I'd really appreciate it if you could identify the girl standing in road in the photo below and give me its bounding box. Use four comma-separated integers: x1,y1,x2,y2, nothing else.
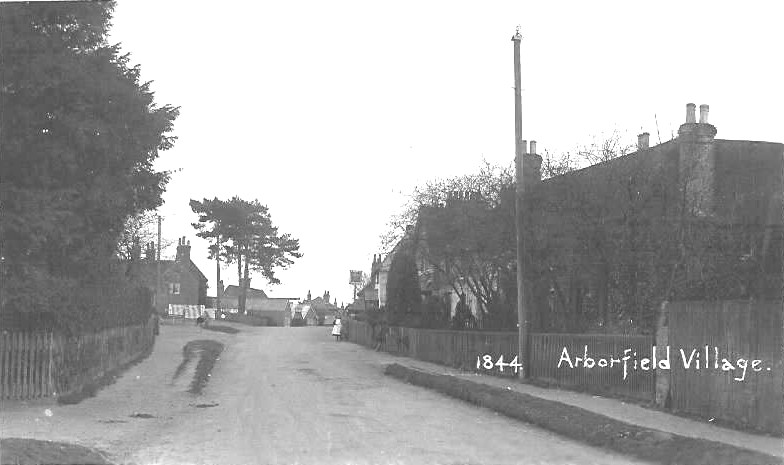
332,317,342,341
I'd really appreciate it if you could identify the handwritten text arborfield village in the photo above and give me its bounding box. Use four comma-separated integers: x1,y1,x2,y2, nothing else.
557,346,771,382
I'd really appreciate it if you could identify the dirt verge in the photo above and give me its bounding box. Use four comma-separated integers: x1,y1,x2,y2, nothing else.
202,324,240,334
385,363,782,465
0,438,112,465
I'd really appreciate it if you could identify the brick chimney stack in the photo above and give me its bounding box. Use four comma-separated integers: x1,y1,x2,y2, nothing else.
176,236,191,262
637,132,650,150
145,241,156,261
678,102,717,216
521,140,543,188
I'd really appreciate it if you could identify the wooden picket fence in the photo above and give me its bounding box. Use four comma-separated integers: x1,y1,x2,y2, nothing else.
346,300,782,431
529,332,655,401
0,316,156,400
384,326,519,376
666,300,783,435
0,332,55,399
344,319,519,377
344,319,654,394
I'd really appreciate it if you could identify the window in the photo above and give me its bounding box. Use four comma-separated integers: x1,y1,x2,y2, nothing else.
168,283,181,295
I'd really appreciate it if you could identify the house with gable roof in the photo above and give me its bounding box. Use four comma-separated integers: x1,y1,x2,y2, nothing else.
300,290,339,324
134,237,208,315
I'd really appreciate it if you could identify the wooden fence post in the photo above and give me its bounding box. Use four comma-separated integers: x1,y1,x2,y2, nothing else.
655,301,670,407
1,332,6,399
30,332,37,398
47,332,54,397
15,332,22,399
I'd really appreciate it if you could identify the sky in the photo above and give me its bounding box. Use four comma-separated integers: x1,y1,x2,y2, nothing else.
106,1,783,306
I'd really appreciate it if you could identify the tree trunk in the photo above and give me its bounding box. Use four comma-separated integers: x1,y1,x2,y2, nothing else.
237,248,244,314
236,250,242,286
241,244,250,315
216,237,221,313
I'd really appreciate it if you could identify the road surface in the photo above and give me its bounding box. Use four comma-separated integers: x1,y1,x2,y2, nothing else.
1,324,647,465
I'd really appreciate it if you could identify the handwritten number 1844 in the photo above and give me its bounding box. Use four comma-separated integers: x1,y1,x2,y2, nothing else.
476,354,522,373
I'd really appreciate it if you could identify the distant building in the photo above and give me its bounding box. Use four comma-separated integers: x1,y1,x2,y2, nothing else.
291,303,319,326
377,245,401,310
349,255,382,312
246,298,294,326
220,284,268,311
362,255,381,308
300,290,339,324
134,237,208,315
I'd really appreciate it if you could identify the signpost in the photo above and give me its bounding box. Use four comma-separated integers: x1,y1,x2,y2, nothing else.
349,270,363,302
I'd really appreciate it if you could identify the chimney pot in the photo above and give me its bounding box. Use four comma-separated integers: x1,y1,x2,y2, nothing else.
529,140,537,155
699,104,709,124
522,140,528,155
637,132,650,150
686,103,696,124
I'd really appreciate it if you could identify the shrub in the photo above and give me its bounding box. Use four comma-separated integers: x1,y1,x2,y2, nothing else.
386,249,422,325
1,265,154,334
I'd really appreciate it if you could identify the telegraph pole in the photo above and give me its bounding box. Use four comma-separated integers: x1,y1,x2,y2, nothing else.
512,27,530,380
156,215,162,314
215,235,221,317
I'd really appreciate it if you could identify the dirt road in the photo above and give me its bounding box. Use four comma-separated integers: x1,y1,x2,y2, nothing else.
1,324,647,465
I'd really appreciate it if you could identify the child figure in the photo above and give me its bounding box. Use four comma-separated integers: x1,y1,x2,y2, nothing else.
332,317,342,341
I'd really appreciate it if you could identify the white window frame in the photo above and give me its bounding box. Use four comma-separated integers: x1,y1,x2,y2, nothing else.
168,282,181,295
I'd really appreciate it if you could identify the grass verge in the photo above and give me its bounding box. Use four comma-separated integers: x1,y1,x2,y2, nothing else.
385,363,782,465
0,438,112,465
172,339,224,395
57,340,155,405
